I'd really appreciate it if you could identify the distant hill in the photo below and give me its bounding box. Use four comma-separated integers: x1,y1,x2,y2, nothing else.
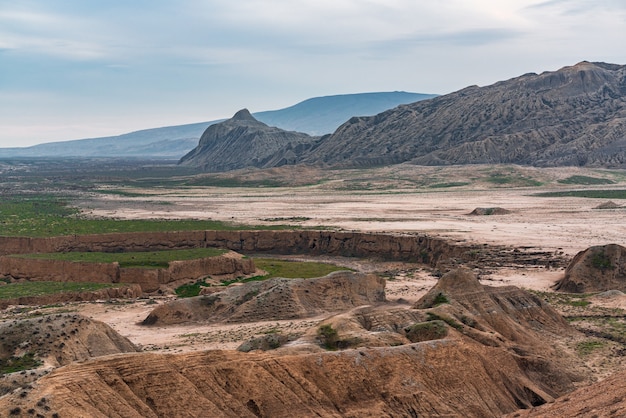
300,61,626,168
255,91,436,136
179,109,318,172
0,91,434,159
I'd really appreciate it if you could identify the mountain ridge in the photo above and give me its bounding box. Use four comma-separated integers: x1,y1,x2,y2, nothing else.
299,61,626,168
0,91,433,159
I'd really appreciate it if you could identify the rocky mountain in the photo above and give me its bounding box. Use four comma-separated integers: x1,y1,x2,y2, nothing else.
0,91,431,159
301,61,626,168
178,109,319,172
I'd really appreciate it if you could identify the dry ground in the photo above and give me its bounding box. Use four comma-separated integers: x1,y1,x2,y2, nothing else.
65,165,626,356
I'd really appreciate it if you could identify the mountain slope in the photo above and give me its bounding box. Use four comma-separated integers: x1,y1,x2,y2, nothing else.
0,91,432,159
302,61,626,168
179,109,318,172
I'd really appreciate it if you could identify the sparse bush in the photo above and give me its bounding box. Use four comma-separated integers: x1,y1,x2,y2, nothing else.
591,251,613,270
318,324,339,350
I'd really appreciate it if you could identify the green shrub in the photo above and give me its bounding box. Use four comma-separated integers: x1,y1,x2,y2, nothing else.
0,352,42,374
318,324,339,350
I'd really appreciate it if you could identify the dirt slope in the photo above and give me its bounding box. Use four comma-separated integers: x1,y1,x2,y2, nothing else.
0,337,576,418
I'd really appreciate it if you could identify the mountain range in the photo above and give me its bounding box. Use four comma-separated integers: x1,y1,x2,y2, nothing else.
0,91,434,159
181,61,626,171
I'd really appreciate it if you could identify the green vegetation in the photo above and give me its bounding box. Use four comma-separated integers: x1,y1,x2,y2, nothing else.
534,189,626,199
13,248,227,269
318,324,339,350
531,290,594,308
0,195,300,237
576,340,605,356
486,173,542,187
558,176,615,185
428,182,470,189
591,250,614,270
175,278,211,298
0,352,42,374
253,258,351,279
0,282,123,300
431,292,449,307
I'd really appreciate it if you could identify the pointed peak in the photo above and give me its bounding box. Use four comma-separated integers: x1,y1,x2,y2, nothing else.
232,108,257,121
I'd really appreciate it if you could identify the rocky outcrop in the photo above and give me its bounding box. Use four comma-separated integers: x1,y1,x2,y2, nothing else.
0,338,577,417
554,244,626,293
179,109,319,172
0,252,256,293
301,61,626,168
142,271,386,325
505,367,626,417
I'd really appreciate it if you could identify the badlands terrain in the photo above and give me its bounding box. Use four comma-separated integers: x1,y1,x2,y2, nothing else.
2,161,626,416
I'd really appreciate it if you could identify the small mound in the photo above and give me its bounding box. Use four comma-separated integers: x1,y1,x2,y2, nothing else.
554,244,626,293
594,200,622,209
468,207,511,215
142,271,386,326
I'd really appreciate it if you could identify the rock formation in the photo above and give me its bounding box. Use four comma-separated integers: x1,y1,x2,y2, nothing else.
179,109,319,172
554,243,626,293
504,367,626,417
141,271,386,325
0,269,585,417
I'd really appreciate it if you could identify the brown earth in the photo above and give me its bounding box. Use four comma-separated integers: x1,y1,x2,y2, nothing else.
0,269,585,417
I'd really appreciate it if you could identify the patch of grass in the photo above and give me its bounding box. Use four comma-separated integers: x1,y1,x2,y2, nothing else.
175,279,211,298
0,195,301,237
0,282,123,300
558,176,615,185
432,292,449,307
253,258,351,279
0,352,42,374
534,190,626,199
12,248,228,268
576,340,606,356
530,290,595,308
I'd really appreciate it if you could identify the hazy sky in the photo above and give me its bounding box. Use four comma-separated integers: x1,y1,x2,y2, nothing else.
1,0,625,148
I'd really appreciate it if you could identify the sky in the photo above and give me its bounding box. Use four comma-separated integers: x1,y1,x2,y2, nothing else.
1,0,625,148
